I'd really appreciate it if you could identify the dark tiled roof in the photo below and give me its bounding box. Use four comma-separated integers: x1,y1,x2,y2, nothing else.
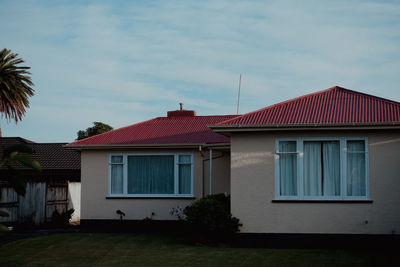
68,114,238,146
216,86,400,126
0,137,80,170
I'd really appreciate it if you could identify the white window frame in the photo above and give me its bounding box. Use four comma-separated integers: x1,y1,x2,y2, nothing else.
275,137,369,201
108,153,194,198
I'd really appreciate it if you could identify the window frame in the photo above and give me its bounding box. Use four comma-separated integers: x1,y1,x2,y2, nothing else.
275,137,369,201
108,153,194,198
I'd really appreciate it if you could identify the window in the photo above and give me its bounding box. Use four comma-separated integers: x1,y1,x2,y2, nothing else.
275,138,369,200
109,154,193,197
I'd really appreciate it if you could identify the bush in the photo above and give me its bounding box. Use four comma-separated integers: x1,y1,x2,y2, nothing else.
183,194,241,243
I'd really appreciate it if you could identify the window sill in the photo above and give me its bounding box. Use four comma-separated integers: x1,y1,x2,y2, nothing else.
272,200,373,203
106,196,196,200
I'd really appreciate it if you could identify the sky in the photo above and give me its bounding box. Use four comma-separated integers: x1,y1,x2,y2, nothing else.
1,0,399,142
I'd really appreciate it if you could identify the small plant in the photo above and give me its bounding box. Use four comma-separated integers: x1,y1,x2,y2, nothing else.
181,194,241,243
51,208,74,226
169,206,186,220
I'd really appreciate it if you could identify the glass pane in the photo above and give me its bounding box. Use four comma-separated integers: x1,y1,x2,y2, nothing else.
279,141,296,152
127,156,174,194
348,140,365,152
179,155,191,163
179,164,191,194
322,141,340,196
111,164,123,194
304,141,340,197
279,141,297,196
111,155,123,164
347,141,366,196
303,142,322,196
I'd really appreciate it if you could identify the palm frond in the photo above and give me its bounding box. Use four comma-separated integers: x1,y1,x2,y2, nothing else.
0,48,34,122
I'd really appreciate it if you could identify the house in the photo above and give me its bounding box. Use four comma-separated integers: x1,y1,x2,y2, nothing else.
66,110,238,226
0,137,81,224
210,86,400,236
67,86,400,238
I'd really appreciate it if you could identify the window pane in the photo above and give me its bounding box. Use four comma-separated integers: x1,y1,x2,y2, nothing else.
179,155,191,163
179,164,191,194
304,141,340,196
347,141,366,196
111,164,123,194
111,155,123,164
322,141,340,196
304,142,322,196
127,156,174,194
279,141,297,196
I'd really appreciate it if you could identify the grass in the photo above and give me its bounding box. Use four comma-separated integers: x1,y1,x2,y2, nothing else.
0,232,394,266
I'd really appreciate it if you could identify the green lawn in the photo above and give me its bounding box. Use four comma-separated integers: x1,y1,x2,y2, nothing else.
0,233,393,266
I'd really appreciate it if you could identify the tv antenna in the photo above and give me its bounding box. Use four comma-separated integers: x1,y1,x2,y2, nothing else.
236,74,242,115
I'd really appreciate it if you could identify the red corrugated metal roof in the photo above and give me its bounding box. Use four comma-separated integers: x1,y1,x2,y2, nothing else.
68,114,238,146
216,86,400,126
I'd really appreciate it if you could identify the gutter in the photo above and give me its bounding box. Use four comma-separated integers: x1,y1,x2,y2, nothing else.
210,123,400,134
64,143,230,150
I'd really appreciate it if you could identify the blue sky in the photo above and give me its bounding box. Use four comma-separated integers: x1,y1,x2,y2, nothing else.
1,0,399,142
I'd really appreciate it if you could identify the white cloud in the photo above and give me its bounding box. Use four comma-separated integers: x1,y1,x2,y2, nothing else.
1,0,399,142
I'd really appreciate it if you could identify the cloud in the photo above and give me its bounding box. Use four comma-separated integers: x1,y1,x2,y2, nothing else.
1,0,399,142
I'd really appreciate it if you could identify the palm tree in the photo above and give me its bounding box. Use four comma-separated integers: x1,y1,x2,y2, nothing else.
0,48,34,122
0,49,39,228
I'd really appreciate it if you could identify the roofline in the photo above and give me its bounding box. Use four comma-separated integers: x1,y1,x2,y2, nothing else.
211,122,400,133
215,86,400,126
65,143,231,150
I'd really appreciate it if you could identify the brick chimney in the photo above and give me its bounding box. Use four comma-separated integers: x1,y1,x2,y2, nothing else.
167,103,196,117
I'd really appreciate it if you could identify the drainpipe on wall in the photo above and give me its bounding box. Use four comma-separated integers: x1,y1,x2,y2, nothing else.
209,148,213,195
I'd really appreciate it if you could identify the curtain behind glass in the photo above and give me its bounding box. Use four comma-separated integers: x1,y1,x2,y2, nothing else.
179,155,191,194
323,141,340,196
111,164,123,194
279,141,297,196
179,165,191,194
128,156,174,194
304,142,322,196
347,141,366,196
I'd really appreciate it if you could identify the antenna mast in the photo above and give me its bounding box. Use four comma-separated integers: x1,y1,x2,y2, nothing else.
236,74,242,115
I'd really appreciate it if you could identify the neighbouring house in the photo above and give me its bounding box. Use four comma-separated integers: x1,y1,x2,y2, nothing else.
67,110,238,225
67,86,400,237
0,137,81,225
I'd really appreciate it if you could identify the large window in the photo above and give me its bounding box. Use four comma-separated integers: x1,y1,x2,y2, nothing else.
109,154,193,197
275,138,369,200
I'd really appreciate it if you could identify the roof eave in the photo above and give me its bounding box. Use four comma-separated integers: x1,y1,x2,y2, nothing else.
210,122,400,134
64,142,231,150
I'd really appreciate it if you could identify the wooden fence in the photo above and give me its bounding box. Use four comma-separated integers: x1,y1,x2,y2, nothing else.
0,182,80,225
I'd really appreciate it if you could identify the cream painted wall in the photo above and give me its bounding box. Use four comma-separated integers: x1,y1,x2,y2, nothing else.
231,131,400,234
203,150,231,195
81,148,230,221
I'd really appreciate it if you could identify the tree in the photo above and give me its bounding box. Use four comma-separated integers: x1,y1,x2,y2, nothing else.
0,48,34,122
76,122,113,140
0,49,39,231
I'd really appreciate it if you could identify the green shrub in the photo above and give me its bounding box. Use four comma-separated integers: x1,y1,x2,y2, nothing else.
183,194,241,243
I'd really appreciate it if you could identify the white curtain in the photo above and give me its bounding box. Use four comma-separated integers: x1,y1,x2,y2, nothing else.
127,156,175,194
111,156,123,194
279,141,297,196
303,142,322,196
323,141,340,196
304,141,340,197
179,155,192,194
347,141,366,196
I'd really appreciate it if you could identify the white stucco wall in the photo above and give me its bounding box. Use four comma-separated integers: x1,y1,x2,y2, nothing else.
230,130,400,234
80,148,230,221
